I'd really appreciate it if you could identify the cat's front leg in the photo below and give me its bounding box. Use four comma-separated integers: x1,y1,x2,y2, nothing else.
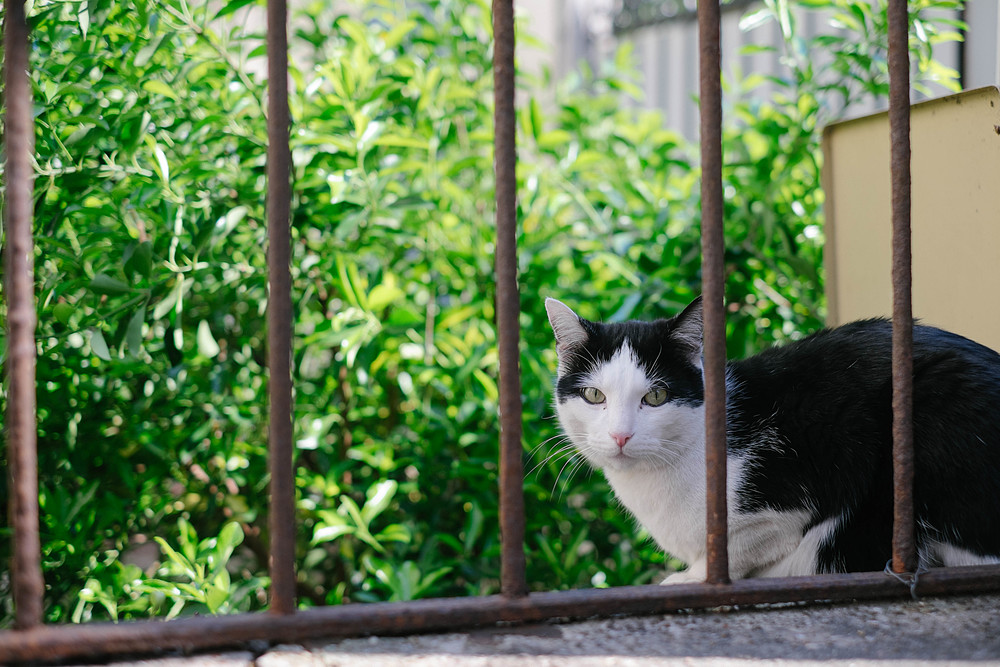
660,559,706,585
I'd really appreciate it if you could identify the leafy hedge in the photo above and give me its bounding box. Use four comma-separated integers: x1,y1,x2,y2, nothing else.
0,0,961,625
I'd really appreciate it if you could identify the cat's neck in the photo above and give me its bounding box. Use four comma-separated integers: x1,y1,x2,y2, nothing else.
602,438,708,565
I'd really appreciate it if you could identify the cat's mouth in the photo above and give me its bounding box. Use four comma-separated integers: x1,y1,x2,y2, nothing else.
604,448,640,468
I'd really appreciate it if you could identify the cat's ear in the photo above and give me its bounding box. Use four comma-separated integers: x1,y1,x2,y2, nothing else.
545,298,588,355
671,296,703,368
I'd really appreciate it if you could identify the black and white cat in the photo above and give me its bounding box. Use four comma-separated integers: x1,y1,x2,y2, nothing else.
545,296,1000,583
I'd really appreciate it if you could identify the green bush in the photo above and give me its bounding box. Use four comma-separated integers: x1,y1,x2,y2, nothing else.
0,0,961,625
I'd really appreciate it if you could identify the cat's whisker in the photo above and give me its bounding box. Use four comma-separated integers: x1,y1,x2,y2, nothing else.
526,433,572,461
526,440,577,478
552,452,586,497
557,456,596,500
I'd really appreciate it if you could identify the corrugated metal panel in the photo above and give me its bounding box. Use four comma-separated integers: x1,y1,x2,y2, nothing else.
606,0,972,141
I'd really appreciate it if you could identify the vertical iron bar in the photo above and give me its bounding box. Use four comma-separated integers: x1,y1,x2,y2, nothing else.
3,0,45,630
887,0,917,575
266,0,296,614
492,0,528,598
697,0,730,585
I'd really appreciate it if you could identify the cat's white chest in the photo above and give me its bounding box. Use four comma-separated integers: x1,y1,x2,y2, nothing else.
602,452,710,567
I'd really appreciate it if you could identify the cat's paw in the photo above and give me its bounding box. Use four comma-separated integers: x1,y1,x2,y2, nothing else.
660,569,704,585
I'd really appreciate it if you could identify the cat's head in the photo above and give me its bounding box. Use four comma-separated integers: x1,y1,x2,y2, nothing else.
544,297,706,471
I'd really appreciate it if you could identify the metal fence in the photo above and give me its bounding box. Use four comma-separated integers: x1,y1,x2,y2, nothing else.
3,0,1000,663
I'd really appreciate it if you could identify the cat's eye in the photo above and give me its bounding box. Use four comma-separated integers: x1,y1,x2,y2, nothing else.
643,388,668,407
580,387,606,404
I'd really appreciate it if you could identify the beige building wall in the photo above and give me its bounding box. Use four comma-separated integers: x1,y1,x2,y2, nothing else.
822,86,1000,350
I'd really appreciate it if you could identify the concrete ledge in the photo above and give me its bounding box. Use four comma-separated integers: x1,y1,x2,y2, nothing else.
80,594,1000,666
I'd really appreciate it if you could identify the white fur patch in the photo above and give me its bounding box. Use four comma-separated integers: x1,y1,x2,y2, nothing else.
924,541,1000,568
603,447,710,571
755,514,839,578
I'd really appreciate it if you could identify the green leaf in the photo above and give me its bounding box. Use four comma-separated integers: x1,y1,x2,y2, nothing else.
197,320,220,358
211,523,244,577
340,495,366,529
165,598,186,621
354,529,387,554
380,19,417,49
336,16,371,49
124,241,153,281
217,522,244,553
141,79,178,101
373,134,428,150
147,139,171,185
361,479,398,524
462,501,484,554
89,329,111,361
71,596,87,624
53,302,75,324
213,206,248,246
413,565,452,598
154,536,197,581
134,31,175,68
739,7,774,32
529,97,543,141
739,44,777,57
214,0,258,20
77,1,90,38
357,119,383,154
173,582,203,599
125,308,145,356
153,277,186,320
177,518,199,563
205,577,230,614
536,129,573,150
367,281,404,313
90,273,132,294
312,524,355,545
375,523,411,544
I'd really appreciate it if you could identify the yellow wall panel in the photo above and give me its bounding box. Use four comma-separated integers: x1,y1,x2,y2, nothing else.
822,86,1000,349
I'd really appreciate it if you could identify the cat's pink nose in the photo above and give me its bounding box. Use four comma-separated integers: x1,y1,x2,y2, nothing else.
610,432,633,450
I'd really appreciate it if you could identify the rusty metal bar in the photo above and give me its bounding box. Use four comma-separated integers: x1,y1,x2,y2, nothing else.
697,0,729,585
4,565,1000,663
886,0,917,575
265,0,297,614
3,0,45,630
492,0,528,598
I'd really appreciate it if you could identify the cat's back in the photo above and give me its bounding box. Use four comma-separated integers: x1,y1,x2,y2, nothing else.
728,319,895,413
727,317,1000,481
732,317,1000,394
